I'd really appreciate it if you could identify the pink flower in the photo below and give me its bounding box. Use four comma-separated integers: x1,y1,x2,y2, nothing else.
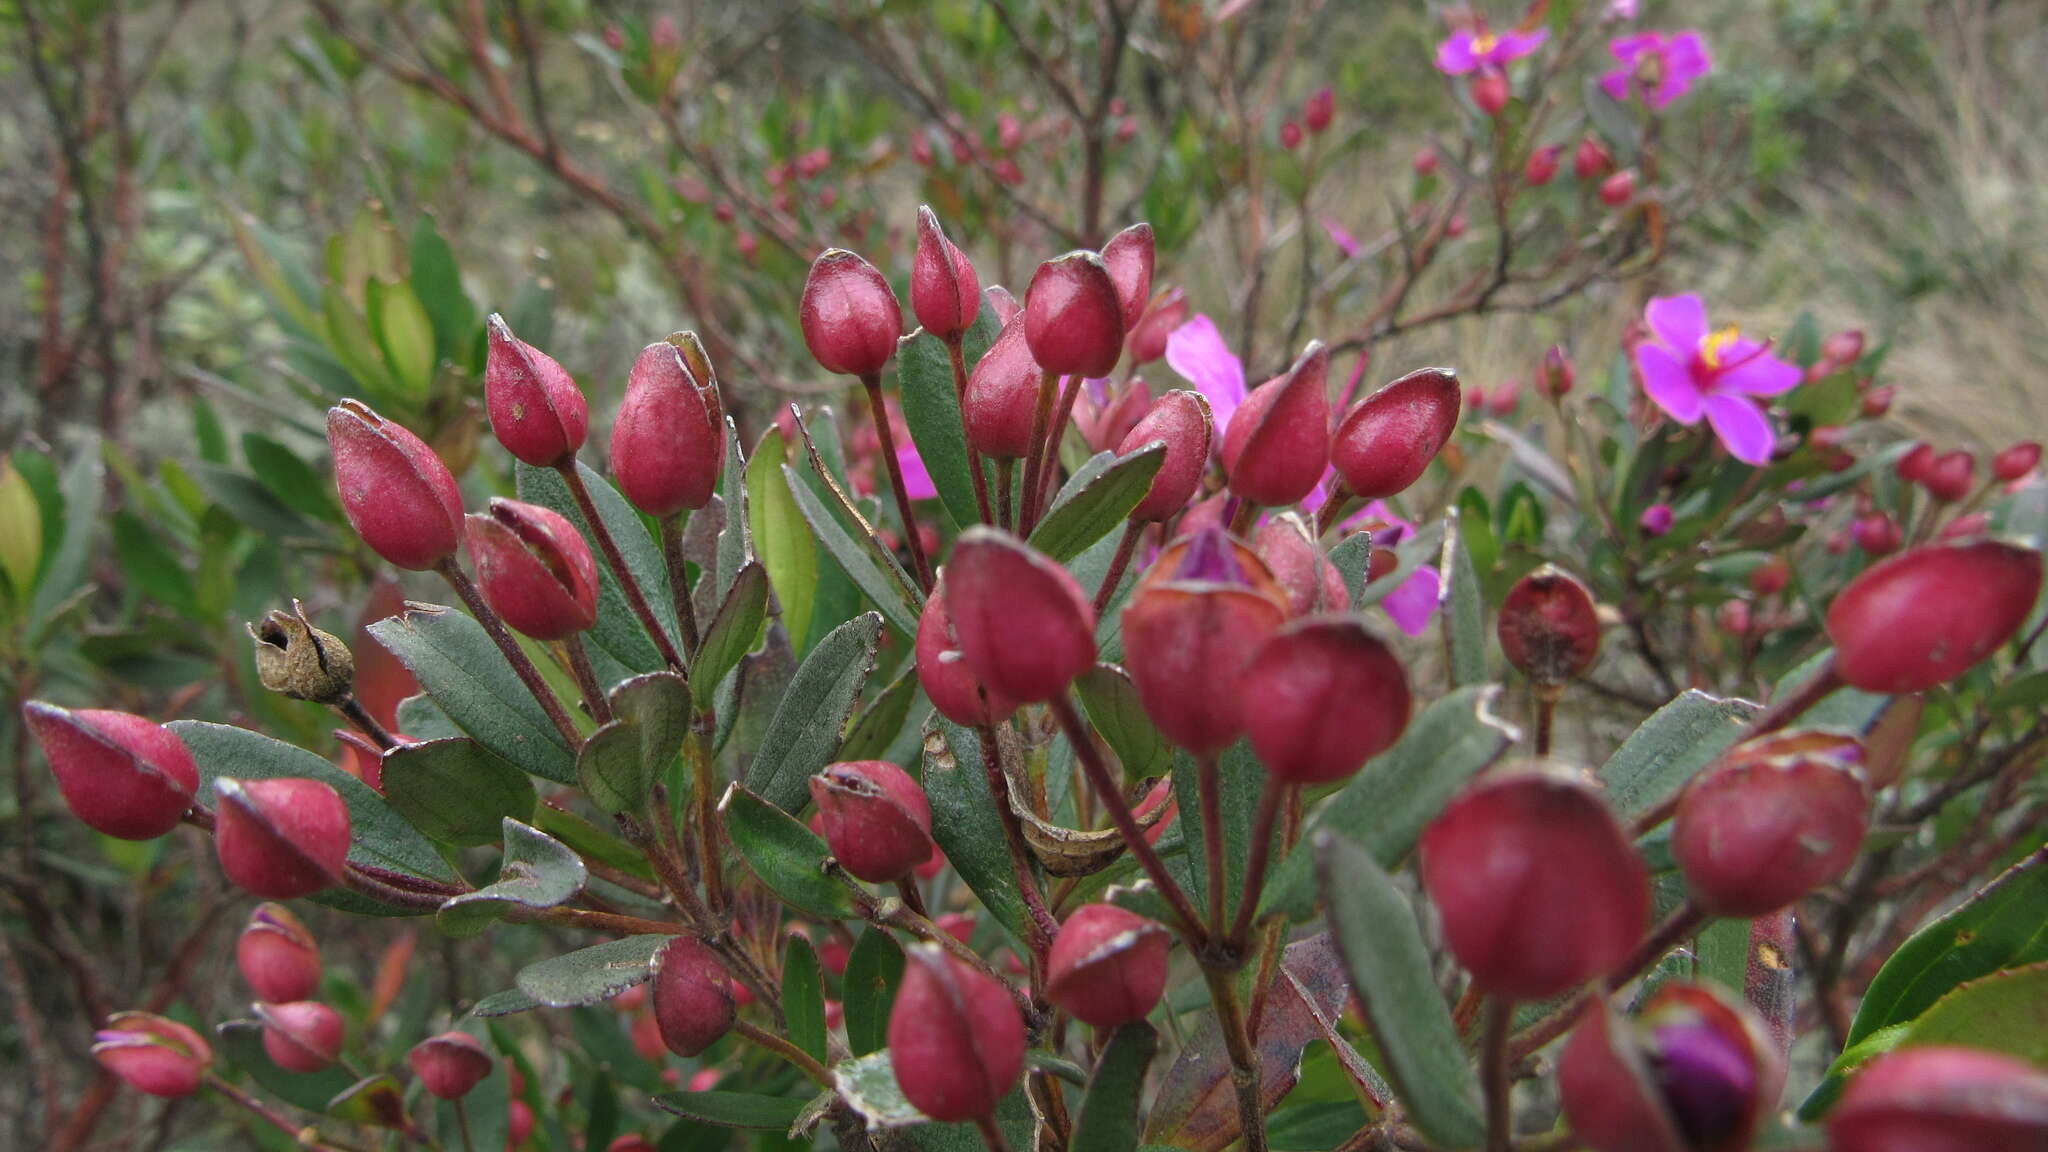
1639,503,1674,537
1435,26,1548,76
1598,31,1711,110
896,446,938,501
1322,219,1362,258
1164,314,1246,436
1633,294,1800,466
1300,489,1441,637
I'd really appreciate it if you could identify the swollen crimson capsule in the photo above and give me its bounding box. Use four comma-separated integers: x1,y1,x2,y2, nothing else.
1993,441,2041,482
1828,1046,2048,1152
944,528,1099,704
800,249,903,379
1221,342,1331,507
1078,377,1154,453
466,499,600,640
1525,144,1562,186
1921,450,1976,502
1024,252,1126,379
1673,731,1869,917
912,206,981,343
611,339,724,518
1239,616,1411,785
1100,223,1155,325
213,777,352,899
485,315,590,467
258,1000,345,1073
651,936,735,1057
1331,367,1461,500
1126,287,1189,366
238,903,321,1003
93,1013,213,1098
1538,344,1575,399
964,312,1042,460
1560,982,1784,1152
1045,904,1170,1027
1253,515,1350,615
22,703,197,840
1497,566,1603,686
1825,540,2043,693
410,1032,493,1100
1418,766,1649,999
888,945,1025,1123
809,760,935,883
1122,529,1290,754
916,578,1021,726
1118,390,1213,523
327,399,466,571
1303,86,1335,133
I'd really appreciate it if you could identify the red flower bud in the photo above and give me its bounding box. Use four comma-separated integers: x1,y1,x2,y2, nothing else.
1859,385,1894,418
1101,223,1155,326
1253,515,1348,615
1673,730,1869,917
410,1031,493,1099
214,777,351,899
809,760,935,883
1994,441,2041,482
1304,86,1335,133
1024,252,1125,379
1575,135,1613,179
1822,329,1865,367
1118,390,1213,522
986,284,1022,326
1419,766,1649,999
611,339,724,517
944,528,1099,703
964,313,1042,460
23,703,197,840
1600,169,1638,206
800,249,903,379
1078,376,1154,453
1240,616,1411,785
485,315,589,467
466,498,600,640
258,1001,345,1073
609,1138,658,1152
1331,367,1460,500
912,206,981,342
1921,449,1976,502
917,578,1021,726
327,400,465,571
508,1099,536,1146
1539,344,1575,399
1126,287,1189,365
1851,513,1901,556
1896,441,1934,483
888,944,1025,1122
93,1012,212,1098
1471,71,1509,115
1717,599,1753,636
1940,511,1992,541
1828,1046,2048,1152
1045,904,1169,1027
1123,529,1290,754
1279,119,1304,148
1560,982,1783,1152
1826,540,2043,693
652,936,735,1057
1497,565,1602,686
1750,556,1791,597
1414,147,1441,176
238,902,321,1003
1222,342,1331,507
1525,144,1562,186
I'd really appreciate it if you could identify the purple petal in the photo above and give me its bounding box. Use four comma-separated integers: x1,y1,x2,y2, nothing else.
1165,313,1245,434
897,446,938,501
1322,218,1362,257
1639,503,1675,536
1702,394,1776,465
1598,68,1634,102
1666,31,1712,83
1357,500,1417,544
1608,0,1640,17
1637,342,1705,424
1383,566,1441,637
1607,32,1660,66
1645,294,1709,351
1716,348,1802,398
1492,29,1549,64
1435,32,1480,75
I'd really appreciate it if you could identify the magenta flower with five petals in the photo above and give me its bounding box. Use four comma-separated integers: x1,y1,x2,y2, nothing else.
1435,26,1549,76
1164,314,1245,435
1598,30,1711,110
1633,294,1800,466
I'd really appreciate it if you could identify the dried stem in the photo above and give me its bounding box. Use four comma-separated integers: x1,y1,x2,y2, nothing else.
557,464,686,671
335,696,396,750
1201,964,1268,1152
436,559,585,748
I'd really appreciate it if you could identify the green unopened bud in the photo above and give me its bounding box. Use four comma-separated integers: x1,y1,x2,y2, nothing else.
248,601,355,705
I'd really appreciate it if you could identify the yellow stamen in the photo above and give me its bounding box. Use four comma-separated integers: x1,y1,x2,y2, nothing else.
1473,32,1499,55
1699,325,1742,369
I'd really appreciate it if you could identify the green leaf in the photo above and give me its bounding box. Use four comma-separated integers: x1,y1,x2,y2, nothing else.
717,420,751,599
368,604,577,783
745,611,882,813
747,430,820,653
1329,534,1374,607
1598,690,1759,820
1166,740,1266,923
1318,834,1485,1149
516,461,678,678
1439,508,1486,685
842,928,905,1057
169,720,457,884
409,214,475,363
327,1074,410,1129
536,803,655,881
783,935,829,1064
367,278,437,398
691,563,768,711
30,434,101,630
241,433,339,521
832,1049,931,1129
651,1090,809,1131
0,459,40,605
896,309,998,532
839,666,920,764
381,738,538,847
1262,686,1515,918
515,935,674,1007
721,785,858,918
1071,1023,1158,1152
471,989,542,1018
579,671,691,815
439,819,589,935
1029,444,1165,563
1077,665,1170,784
215,1020,357,1113
782,462,922,636
112,512,196,615
1896,961,2048,1063
923,719,1028,945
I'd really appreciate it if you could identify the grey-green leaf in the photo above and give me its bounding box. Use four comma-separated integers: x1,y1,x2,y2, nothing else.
842,928,905,1057
652,1090,810,1131
516,461,679,678
1439,509,1486,685
720,785,858,919
515,935,674,1007
439,819,589,936
1071,1023,1158,1152
367,604,577,783
578,671,690,814
781,462,922,635
1029,443,1166,563
745,611,881,813
1598,689,1759,820
690,562,768,710
923,719,1028,946
381,738,537,847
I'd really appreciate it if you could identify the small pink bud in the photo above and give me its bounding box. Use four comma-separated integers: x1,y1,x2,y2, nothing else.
93,1013,212,1097
1331,367,1460,501
1822,329,1865,366
945,528,1099,704
1993,441,2041,482
1750,555,1790,597
1414,147,1441,176
1488,374,1522,416
996,114,1023,151
649,14,679,49
1045,904,1170,1027
1471,71,1509,115
1279,119,1304,148
1859,385,1895,419
509,1099,536,1146
1239,617,1411,785
1446,212,1469,238
1078,376,1155,453
652,937,735,1057
1253,516,1348,615
1100,223,1155,325
993,157,1025,185
1221,341,1331,507
466,499,600,641
1828,1046,2048,1152
1852,513,1900,556
1419,766,1649,999
601,23,623,50
214,777,351,899
609,1138,657,1152
1560,982,1783,1152
1939,512,1992,541
1896,441,1934,483
1921,449,1976,502
1126,287,1189,365
1600,169,1638,206
1575,135,1613,179
1304,86,1335,133
800,249,903,379
1525,144,1562,186
964,313,1042,460
23,703,197,840
258,1001,345,1073
809,760,935,883
238,903,321,1003
1827,540,2042,693
1122,529,1291,755
1673,730,1867,917
888,945,1025,1122
1538,344,1575,398
1717,599,1753,636
917,579,1020,726
327,400,465,571
1024,252,1126,379
1640,503,1675,536
410,1032,493,1099
796,147,832,179
1118,390,1213,522
1497,565,1603,686
486,315,590,467
912,206,982,343
611,339,724,517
